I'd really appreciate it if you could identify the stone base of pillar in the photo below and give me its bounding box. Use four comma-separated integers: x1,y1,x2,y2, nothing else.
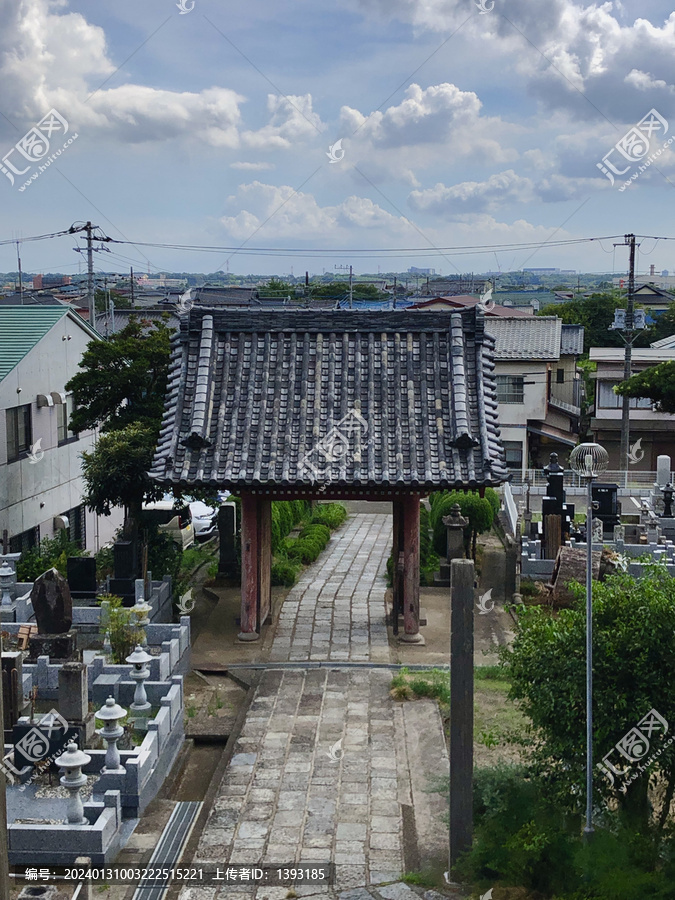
237,631,260,642
399,632,425,645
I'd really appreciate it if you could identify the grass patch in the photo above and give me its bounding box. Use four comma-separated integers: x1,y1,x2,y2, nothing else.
400,872,437,887
390,667,450,705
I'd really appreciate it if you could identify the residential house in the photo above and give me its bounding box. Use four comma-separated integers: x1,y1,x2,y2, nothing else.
0,306,124,554
485,317,584,476
589,340,675,468
409,296,532,316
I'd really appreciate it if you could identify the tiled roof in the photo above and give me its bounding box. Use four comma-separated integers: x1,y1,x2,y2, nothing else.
149,307,507,492
0,306,70,381
486,316,562,360
560,324,584,355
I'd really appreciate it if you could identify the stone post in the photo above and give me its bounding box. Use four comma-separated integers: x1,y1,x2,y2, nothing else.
449,558,474,871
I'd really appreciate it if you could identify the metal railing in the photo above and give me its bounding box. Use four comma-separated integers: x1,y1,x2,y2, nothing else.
507,469,671,490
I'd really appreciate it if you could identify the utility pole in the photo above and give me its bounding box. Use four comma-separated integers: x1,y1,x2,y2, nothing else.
16,242,23,304
130,267,135,306
619,234,636,471
85,221,95,323
349,264,353,309
393,275,397,310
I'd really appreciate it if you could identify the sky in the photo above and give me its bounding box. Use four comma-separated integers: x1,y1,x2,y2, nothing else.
1,0,675,279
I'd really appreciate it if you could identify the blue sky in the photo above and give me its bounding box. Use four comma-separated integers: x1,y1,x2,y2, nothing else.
1,0,675,278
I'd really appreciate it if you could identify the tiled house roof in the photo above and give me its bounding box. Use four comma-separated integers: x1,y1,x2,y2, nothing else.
486,316,562,360
560,324,584,355
149,308,507,492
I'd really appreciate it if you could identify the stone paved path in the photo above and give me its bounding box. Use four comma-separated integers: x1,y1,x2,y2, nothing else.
271,514,392,664
186,513,451,900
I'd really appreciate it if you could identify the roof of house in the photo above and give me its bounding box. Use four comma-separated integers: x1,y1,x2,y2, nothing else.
651,333,675,349
0,306,98,381
560,324,585,355
485,316,563,360
94,307,182,334
409,296,531,316
633,283,675,301
149,307,507,492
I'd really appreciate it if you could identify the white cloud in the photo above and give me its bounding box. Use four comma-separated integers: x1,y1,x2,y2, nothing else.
230,161,276,171
0,0,323,150
409,170,535,216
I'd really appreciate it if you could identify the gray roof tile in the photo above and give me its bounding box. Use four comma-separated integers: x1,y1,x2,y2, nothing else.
149,308,507,491
486,316,562,360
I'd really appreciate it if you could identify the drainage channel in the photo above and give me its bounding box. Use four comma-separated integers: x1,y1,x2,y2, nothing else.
207,661,451,671
131,801,202,900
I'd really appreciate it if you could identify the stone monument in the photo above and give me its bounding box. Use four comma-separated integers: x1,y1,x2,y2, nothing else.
435,503,469,587
28,568,76,660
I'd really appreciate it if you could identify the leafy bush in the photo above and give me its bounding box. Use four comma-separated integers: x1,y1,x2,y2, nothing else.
429,490,494,558
99,595,143,663
299,522,331,543
453,764,675,899
16,531,84,582
310,503,347,529
271,557,302,587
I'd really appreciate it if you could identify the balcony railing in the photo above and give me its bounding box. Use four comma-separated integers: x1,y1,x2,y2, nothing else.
548,379,582,415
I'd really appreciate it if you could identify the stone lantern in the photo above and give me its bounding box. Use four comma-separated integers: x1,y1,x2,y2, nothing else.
54,741,91,825
0,561,14,608
131,595,152,647
96,695,127,772
126,645,152,713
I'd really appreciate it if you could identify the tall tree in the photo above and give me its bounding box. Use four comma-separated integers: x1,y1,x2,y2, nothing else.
66,317,174,536
66,317,173,434
616,361,675,414
538,293,651,353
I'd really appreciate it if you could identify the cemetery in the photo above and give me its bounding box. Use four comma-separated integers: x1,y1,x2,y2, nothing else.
518,452,675,595
0,539,189,866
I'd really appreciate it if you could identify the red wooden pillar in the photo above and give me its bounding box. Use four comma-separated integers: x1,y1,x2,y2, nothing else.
400,493,424,643
259,497,272,626
391,500,404,634
239,492,259,641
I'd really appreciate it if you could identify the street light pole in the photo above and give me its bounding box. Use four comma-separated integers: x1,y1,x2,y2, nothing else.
569,442,609,841
584,467,594,839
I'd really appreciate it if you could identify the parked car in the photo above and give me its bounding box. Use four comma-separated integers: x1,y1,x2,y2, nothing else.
189,500,219,542
141,498,195,551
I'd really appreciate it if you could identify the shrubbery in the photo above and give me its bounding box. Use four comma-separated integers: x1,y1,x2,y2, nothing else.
270,502,346,585
429,489,496,559
16,531,84,582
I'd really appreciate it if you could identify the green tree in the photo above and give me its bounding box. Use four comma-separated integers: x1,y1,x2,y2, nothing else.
65,317,174,434
538,293,650,353
80,423,165,536
644,301,675,344
501,563,675,831
616,360,675,414
94,288,131,311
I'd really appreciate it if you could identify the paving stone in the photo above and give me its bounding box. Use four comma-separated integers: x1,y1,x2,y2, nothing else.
376,885,419,900
371,817,400,833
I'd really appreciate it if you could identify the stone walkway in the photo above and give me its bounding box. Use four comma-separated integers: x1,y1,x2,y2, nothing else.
186,513,451,900
270,514,392,664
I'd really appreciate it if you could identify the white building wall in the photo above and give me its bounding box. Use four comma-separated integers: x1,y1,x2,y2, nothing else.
0,314,124,552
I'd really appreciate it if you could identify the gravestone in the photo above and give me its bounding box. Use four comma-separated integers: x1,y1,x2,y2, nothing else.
2,651,23,734
435,503,468,587
58,661,95,741
67,556,98,601
28,568,76,660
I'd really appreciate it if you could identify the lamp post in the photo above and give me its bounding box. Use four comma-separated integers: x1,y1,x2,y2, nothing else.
569,442,609,840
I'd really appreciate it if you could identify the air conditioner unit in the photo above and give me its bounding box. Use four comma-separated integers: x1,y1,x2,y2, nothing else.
53,515,69,531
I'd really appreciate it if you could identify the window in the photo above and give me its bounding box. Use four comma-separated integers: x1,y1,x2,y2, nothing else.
59,505,86,549
496,375,524,404
9,527,39,554
556,368,565,384
502,441,523,470
597,381,652,409
57,395,77,444
6,404,32,462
